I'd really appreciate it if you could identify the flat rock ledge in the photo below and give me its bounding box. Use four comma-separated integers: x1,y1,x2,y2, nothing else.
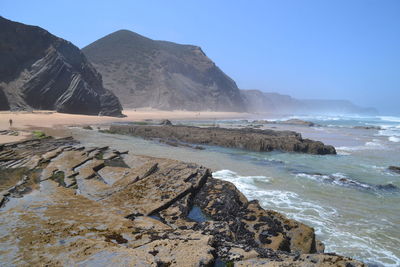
0,137,361,266
107,125,336,155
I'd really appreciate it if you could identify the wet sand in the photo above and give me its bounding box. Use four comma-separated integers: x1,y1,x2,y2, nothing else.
0,109,251,144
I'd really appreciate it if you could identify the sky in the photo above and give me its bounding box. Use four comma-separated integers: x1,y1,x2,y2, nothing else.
2,0,399,114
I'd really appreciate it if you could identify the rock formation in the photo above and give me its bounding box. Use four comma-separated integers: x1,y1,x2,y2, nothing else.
240,89,276,113
82,30,245,111
0,137,363,266
0,17,123,116
108,125,337,155
253,119,317,127
353,126,381,130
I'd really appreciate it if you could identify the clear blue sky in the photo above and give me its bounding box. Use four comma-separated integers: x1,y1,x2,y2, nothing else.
2,0,399,114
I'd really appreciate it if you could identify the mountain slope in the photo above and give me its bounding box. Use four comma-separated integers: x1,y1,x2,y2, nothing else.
241,89,378,115
82,30,245,111
240,89,276,113
0,17,123,116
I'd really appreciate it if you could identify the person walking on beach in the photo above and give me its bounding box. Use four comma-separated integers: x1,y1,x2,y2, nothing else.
9,119,12,128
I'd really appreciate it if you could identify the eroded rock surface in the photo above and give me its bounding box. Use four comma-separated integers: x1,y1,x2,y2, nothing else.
0,16,123,116
0,137,363,266
108,124,336,155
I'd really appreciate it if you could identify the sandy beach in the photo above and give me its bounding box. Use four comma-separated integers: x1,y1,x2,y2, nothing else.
0,109,251,144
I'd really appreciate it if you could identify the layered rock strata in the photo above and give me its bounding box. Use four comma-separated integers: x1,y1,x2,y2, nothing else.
0,137,362,266
108,125,337,155
0,17,123,116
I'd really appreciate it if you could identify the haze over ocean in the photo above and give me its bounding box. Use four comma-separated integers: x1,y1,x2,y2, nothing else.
2,0,399,114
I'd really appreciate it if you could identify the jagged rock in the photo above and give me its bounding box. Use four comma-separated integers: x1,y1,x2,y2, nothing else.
191,178,317,255
108,125,336,155
82,30,246,111
0,16,123,116
0,137,362,266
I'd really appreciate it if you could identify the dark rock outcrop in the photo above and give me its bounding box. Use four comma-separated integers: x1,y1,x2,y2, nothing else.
0,137,363,266
108,125,337,155
294,171,399,192
253,119,316,127
0,17,123,116
353,126,381,130
159,119,172,126
281,119,316,127
82,30,246,111
388,166,400,174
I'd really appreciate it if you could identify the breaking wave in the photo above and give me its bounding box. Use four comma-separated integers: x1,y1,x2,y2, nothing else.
212,169,400,266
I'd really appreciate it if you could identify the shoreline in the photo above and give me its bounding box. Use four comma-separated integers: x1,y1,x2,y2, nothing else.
0,109,253,144
0,136,364,266
1,113,398,264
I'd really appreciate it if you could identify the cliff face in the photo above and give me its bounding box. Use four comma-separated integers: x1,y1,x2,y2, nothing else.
82,30,245,111
0,17,123,116
240,89,276,113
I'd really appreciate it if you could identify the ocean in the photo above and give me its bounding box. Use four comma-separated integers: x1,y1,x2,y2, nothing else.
73,114,400,266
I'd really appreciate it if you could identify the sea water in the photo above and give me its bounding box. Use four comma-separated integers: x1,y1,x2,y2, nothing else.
73,114,400,266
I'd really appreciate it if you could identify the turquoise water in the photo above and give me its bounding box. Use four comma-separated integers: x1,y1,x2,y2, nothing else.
73,114,400,266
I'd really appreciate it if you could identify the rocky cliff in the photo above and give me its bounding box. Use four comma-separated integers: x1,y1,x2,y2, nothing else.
0,17,123,116
240,89,277,113
0,137,363,266
82,30,246,111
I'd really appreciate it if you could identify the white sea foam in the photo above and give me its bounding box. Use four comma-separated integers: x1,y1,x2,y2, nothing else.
213,169,337,227
378,128,400,138
336,146,361,152
379,116,400,123
212,170,271,200
295,172,374,190
336,150,351,155
336,140,386,152
389,136,400,142
212,169,400,266
365,139,386,149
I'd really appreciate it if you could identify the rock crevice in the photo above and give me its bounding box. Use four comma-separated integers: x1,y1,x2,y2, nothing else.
0,137,362,266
